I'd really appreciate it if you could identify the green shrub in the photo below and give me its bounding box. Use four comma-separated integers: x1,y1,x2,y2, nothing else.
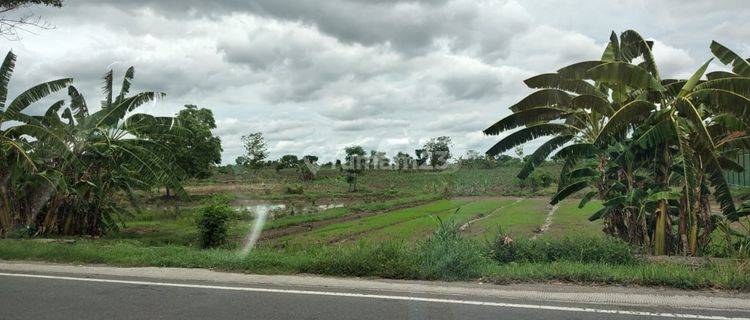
196,203,231,248
418,217,488,280
300,242,420,279
490,235,635,265
283,184,304,194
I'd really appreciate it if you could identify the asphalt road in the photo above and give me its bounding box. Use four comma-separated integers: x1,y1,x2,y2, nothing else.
1,264,749,320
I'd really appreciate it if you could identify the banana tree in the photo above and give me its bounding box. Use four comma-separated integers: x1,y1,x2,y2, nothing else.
31,68,188,235
484,31,747,255
0,51,72,235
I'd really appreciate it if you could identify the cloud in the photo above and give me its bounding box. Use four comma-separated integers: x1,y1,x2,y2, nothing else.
5,0,748,163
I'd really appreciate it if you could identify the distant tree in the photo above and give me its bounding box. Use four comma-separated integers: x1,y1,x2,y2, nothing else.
1,0,63,40
460,149,488,169
172,105,222,178
414,149,428,168
344,145,367,169
302,155,318,163
367,150,388,169
423,136,452,170
343,145,367,191
239,132,268,169
149,105,222,196
394,152,412,170
276,154,299,172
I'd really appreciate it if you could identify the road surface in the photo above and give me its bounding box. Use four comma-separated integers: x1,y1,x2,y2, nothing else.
1,261,749,320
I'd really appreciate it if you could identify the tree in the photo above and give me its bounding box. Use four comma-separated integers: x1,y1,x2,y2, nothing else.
344,145,366,166
483,30,750,256
277,154,299,171
0,55,185,236
415,148,428,168
393,151,412,170
344,145,367,191
0,50,71,235
423,136,452,170
239,132,268,170
1,0,63,40
151,105,221,185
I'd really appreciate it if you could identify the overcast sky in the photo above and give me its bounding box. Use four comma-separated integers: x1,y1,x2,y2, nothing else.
2,0,749,164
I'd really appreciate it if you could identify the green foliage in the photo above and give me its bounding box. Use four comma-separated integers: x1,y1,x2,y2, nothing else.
238,132,268,169
418,217,487,280
301,242,420,279
0,52,187,236
490,235,635,265
283,184,304,195
151,105,222,180
196,201,231,248
483,29,750,256
423,136,453,170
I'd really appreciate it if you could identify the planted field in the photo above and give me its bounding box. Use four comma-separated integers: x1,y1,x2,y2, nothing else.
543,200,604,238
357,199,516,243
463,198,550,239
272,200,468,249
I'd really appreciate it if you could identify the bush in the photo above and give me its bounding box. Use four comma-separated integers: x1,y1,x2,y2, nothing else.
196,202,232,248
300,242,420,279
490,235,635,265
283,184,304,194
418,217,488,280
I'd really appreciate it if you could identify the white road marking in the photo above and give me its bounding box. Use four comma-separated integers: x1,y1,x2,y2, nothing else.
0,272,746,320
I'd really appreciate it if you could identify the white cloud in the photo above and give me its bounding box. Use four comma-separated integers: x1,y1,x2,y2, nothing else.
4,0,748,163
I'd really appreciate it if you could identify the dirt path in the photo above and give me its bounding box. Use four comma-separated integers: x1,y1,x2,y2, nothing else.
532,204,558,239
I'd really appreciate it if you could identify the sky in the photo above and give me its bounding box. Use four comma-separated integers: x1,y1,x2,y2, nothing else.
2,0,749,164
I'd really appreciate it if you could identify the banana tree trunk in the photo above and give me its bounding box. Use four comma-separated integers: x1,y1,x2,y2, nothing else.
0,170,10,235
654,145,671,255
688,168,704,256
654,200,668,255
678,196,688,255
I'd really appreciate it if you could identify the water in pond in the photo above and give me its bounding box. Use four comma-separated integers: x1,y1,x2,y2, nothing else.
237,201,344,255
234,202,344,218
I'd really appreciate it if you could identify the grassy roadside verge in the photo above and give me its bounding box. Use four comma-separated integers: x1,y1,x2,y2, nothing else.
2,237,748,290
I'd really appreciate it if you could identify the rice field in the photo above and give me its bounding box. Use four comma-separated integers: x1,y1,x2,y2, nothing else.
115,193,600,250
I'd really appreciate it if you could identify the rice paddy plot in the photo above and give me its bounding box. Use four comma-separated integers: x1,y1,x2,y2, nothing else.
465,198,549,240
273,199,469,249
357,199,517,243
542,200,603,238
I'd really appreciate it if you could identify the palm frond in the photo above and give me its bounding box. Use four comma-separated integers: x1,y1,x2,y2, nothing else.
4,78,73,120
523,73,599,96
569,94,614,116
518,134,573,179
509,89,572,112
594,100,657,145
486,123,577,156
711,41,750,77
585,62,665,91
0,51,16,111
551,180,588,204
483,107,567,135
557,61,605,79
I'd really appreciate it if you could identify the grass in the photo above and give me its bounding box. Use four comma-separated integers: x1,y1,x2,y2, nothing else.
358,199,515,243
465,198,549,239
8,166,747,291
543,200,603,238
274,200,469,249
2,237,749,290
